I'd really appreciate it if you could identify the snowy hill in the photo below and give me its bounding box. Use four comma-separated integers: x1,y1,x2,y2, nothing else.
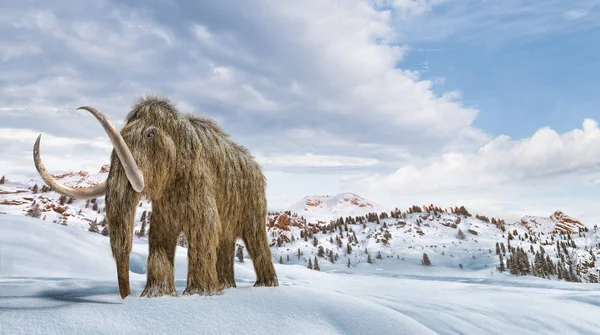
288,192,387,224
3,215,600,334
1,170,599,285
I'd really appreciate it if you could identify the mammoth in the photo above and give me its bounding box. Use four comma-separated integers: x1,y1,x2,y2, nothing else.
33,96,278,298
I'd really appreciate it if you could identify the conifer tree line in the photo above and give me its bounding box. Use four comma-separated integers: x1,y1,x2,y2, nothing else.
495,231,594,282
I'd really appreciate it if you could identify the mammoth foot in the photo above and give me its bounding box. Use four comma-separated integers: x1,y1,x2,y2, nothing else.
254,277,279,287
140,282,178,298
182,283,222,296
219,279,237,290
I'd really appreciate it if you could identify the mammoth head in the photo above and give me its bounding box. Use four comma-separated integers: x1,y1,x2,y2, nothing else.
33,104,178,200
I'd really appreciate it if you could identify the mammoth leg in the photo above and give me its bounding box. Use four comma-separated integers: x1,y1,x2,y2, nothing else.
243,211,279,287
183,202,222,296
217,237,236,290
140,207,179,298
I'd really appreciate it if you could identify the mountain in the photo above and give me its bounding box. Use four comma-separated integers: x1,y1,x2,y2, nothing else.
288,192,387,224
520,211,588,234
1,169,599,284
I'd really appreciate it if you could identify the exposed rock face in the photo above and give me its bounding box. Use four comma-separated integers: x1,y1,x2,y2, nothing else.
520,211,587,234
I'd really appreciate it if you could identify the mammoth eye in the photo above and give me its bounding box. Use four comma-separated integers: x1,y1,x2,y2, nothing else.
145,126,157,140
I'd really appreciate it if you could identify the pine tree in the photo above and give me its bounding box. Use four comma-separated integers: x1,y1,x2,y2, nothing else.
314,257,320,271
279,256,283,264
0,175,5,184
457,229,466,240
26,202,42,219
318,246,325,258
297,248,301,259
307,258,313,269
236,245,244,262
421,253,431,266
347,259,351,268
497,254,506,272
88,219,100,233
287,254,290,262
367,254,373,264
136,219,147,237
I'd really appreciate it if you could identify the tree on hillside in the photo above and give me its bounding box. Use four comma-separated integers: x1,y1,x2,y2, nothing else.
457,229,466,240
88,219,99,233
318,246,325,258
136,219,147,238
313,257,320,271
100,225,109,236
26,202,42,219
421,253,432,266
0,175,5,184
307,258,313,269
497,254,506,272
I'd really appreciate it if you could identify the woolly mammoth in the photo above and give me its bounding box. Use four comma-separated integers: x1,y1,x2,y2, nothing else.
33,96,278,298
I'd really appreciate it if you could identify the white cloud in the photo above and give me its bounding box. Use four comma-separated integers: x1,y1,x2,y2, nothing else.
1,0,599,221
353,119,600,193
346,119,600,222
388,0,600,45
564,10,588,20
256,154,379,168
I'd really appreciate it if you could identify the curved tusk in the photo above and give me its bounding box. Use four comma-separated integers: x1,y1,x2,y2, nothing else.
76,106,145,193
33,135,107,199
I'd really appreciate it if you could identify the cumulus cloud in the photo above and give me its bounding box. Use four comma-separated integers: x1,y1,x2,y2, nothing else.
352,119,600,193
347,119,600,222
1,0,598,221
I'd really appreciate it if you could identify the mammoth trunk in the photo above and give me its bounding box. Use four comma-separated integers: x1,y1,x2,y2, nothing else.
106,152,141,299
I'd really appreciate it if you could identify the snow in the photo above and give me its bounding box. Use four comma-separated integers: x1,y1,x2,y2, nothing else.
2,215,600,334
288,192,387,224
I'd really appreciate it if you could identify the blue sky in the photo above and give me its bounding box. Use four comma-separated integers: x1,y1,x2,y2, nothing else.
405,27,600,139
1,0,599,222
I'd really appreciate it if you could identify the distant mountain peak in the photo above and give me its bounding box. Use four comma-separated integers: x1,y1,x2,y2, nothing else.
288,193,387,223
520,210,586,234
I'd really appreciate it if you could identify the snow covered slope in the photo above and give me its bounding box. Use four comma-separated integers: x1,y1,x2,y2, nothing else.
2,215,600,335
1,170,599,284
288,192,387,223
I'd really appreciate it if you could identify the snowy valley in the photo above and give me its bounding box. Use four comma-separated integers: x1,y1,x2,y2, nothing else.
1,169,600,334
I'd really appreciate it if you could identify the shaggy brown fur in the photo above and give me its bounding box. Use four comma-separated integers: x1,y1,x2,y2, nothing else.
106,95,278,298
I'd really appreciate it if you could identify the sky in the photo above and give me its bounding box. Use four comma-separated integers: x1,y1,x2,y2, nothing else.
1,0,599,222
